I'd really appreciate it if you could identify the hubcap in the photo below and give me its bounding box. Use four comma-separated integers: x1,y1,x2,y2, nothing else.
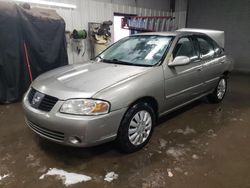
128,110,152,146
217,79,226,100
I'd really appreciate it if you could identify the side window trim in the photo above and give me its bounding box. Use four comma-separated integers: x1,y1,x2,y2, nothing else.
195,35,216,60
192,35,202,60
211,38,224,57
190,36,201,63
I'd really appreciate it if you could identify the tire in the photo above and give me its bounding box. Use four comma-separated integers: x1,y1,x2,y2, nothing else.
207,76,227,103
116,102,156,153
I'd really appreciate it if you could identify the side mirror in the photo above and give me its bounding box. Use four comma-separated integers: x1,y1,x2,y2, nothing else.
168,56,191,67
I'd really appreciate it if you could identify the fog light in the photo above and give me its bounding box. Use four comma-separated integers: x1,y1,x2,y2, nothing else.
69,136,81,144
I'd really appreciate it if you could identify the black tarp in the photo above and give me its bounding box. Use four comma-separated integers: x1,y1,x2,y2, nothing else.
0,2,68,103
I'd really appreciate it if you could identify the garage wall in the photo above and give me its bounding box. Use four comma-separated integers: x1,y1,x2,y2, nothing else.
93,0,171,11
57,0,172,33
175,0,187,31
186,0,250,72
43,0,187,63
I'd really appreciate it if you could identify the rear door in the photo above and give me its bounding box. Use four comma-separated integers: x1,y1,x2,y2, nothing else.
163,36,203,110
194,35,225,92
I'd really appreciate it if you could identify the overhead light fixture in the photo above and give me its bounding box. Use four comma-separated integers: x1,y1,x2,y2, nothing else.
13,0,77,9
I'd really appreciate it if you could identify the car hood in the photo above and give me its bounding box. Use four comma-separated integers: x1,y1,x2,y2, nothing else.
32,62,151,100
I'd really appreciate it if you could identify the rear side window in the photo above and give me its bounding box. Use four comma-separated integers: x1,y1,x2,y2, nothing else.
197,37,215,59
212,40,224,57
173,37,198,61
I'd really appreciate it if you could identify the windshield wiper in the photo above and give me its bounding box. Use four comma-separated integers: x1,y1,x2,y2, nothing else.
101,58,153,67
102,58,134,66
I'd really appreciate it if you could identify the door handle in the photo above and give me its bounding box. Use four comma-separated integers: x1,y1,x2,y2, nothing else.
197,67,202,72
193,59,201,63
220,60,225,64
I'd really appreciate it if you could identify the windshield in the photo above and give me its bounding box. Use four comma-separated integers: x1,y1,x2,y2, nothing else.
96,35,173,66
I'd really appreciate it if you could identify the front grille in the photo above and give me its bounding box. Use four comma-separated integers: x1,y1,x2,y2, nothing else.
39,95,58,112
26,119,64,142
28,88,58,112
28,88,36,103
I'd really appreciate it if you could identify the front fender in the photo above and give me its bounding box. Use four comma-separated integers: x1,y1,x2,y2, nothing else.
93,66,165,113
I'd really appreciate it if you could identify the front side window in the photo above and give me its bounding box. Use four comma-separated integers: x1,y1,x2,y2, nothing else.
172,37,198,61
97,35,173,66
197,37,215,59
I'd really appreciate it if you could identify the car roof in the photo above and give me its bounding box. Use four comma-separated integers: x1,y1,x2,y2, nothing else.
133,31,206,37
134,31,178,36
132,29,225,48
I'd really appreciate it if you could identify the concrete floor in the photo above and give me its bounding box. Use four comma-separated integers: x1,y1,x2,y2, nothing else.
0,73,250,188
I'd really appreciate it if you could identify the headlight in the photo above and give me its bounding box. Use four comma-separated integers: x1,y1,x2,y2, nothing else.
60,99,110,115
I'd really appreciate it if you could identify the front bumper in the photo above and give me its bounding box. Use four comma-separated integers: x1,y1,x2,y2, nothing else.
22,91,127,147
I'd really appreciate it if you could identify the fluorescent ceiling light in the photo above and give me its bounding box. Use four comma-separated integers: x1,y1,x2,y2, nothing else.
13,0,77,9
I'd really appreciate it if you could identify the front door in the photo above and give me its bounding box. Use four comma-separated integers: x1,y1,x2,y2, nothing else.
163,36,203,111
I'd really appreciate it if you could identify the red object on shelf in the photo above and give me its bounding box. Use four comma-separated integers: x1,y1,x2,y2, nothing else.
121,16,175,32
127,16,173,19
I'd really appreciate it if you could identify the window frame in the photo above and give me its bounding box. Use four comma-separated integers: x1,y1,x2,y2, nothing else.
172,36,199,63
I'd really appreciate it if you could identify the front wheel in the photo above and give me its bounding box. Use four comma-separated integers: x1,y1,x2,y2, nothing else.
116,102,156,153
207,77,227,103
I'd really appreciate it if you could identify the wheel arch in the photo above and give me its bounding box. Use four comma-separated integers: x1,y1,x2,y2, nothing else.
223,71,230,78
128,96,159,117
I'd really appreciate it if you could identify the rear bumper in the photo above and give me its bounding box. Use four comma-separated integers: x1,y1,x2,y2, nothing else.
22,91,127,147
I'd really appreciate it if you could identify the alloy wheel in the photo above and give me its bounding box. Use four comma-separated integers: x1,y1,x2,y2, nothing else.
128,110,152,146
217,78,226,100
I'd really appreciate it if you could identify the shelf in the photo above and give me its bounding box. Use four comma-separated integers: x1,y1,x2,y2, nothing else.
121,16,175,32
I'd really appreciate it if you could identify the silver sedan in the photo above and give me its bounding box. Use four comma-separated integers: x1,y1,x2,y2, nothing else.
23,29,232,153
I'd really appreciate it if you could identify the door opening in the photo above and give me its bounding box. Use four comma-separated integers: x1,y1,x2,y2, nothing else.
113,13,136,42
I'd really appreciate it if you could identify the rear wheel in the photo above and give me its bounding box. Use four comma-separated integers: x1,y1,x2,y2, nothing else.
207,77,227,103
116,102,156,153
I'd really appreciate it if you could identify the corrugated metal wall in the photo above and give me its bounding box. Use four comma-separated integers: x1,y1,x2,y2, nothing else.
46,0,187,63
94,0,171,11
174,0,187,30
